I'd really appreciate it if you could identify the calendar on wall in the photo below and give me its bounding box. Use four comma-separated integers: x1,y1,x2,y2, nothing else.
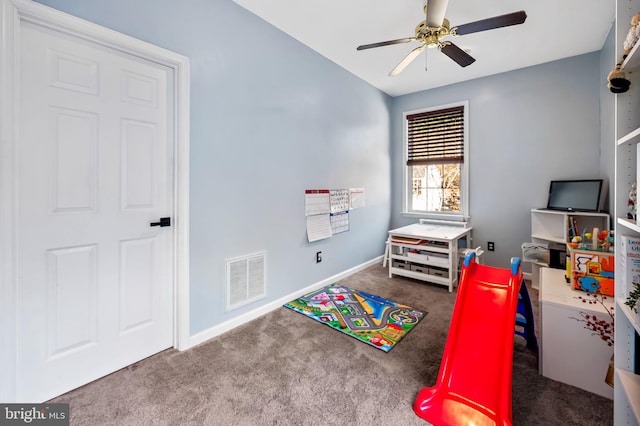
330,211,349,234
330,189,349,213
305,188,364,242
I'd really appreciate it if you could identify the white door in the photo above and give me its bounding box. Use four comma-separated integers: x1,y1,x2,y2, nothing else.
16,20,174,402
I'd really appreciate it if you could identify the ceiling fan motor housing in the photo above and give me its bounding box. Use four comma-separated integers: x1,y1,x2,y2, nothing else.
416,18,450,48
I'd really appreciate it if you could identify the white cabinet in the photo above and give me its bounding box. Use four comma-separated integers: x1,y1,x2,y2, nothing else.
387,223,472,292
529,209,610,288
539,268,614,399
614,2,640,422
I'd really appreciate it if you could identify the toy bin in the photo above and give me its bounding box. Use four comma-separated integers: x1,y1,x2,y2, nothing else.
567,246,614,296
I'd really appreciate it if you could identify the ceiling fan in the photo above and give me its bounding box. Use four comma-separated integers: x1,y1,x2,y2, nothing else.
356,0,527,76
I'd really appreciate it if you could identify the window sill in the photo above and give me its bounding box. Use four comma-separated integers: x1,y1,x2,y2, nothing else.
401,211,469,222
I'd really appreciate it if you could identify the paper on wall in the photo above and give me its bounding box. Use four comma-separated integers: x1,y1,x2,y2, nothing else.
349,188,365,209
305,189,330,216
330,189,350,213
307,214,332,242
330,211,349,234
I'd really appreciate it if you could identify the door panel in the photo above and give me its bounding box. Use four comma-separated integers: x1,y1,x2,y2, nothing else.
120,237,156,332
46,245,98,357
48,49,99,95
49,107,99,213
17,20,174,402
121,120,156,209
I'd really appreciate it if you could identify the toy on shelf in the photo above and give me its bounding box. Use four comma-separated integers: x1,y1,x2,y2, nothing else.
608,231,615,253
567,246,614,296
608,62,631,93
628,182,637,221
569,235,582,249
569,228,613,253
596,229,610,252
583,230,593,250
623,13,640,58
607,13,640,94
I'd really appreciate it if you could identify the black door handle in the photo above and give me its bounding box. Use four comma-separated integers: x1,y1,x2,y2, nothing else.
150,217,171,227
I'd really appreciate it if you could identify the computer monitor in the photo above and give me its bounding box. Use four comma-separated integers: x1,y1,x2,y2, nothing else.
546,179,605,212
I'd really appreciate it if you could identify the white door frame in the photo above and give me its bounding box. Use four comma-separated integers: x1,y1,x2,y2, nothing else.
0,0,190,402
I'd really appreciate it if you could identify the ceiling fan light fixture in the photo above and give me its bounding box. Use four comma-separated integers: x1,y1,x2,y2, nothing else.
415,18,450,48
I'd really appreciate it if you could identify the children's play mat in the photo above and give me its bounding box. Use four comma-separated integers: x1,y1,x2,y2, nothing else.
284,283,426,352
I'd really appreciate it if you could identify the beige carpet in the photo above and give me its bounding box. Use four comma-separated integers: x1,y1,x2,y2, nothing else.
49,264,613,425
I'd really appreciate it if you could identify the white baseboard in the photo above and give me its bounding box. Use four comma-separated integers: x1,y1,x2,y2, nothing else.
186,255,384,349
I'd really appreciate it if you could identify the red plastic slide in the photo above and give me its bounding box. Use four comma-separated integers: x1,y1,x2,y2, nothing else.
413,252,523,426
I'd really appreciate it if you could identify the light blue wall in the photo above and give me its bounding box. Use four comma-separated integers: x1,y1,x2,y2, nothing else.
33,0,614,333
390,53,605,269
34,0,393,334
600,24,616,216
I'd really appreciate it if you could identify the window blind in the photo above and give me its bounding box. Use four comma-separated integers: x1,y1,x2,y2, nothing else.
406,106,464,166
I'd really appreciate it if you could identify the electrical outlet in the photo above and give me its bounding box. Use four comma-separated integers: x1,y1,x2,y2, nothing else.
316,251,322,263
487,242,495,251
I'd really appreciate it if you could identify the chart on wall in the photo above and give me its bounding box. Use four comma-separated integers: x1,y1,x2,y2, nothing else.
305,188,365,242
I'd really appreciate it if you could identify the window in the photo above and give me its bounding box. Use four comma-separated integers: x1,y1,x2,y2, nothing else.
403,101,469,220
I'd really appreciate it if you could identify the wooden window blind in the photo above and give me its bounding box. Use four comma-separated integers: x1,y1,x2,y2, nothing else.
406,106,464,166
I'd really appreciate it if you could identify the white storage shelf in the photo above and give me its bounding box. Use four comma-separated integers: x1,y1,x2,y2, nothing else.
616,299,640,410
617,369,640,424
618,127,640,147
613,298,640,424
389,241,451,287
386,223,472,293
617,300,640,336
531,209,610,244
615,204,640,418
615,1,640,420
619,217,640,234
528,209,610,290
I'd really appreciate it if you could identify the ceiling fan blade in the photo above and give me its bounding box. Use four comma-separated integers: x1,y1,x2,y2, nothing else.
425,0,450,27
389,45,425,76
440,42,475,67
357,37,415,51
453,11,527,35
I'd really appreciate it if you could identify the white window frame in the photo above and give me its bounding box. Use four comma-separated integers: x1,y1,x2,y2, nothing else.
402,100,469,221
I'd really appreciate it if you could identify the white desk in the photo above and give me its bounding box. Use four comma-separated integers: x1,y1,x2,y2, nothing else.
387,223,472,292
539,267,614,399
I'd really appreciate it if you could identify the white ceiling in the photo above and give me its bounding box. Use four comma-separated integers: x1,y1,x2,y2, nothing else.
232,0,615,97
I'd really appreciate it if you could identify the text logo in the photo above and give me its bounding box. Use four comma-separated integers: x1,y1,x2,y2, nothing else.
0,404,68,426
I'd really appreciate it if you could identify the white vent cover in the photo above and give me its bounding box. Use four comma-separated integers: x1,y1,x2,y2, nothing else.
225,251,266,311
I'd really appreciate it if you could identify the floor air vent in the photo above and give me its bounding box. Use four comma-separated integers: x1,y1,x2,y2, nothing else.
226,251,266,311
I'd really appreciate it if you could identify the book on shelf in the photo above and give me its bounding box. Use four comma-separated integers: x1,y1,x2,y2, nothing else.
619,235,640,299
567,216,579,241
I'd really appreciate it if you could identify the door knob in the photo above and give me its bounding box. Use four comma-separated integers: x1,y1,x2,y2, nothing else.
150,217,171,227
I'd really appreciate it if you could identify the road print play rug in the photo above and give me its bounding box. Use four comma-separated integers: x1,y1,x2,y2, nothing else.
284,283,426,352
